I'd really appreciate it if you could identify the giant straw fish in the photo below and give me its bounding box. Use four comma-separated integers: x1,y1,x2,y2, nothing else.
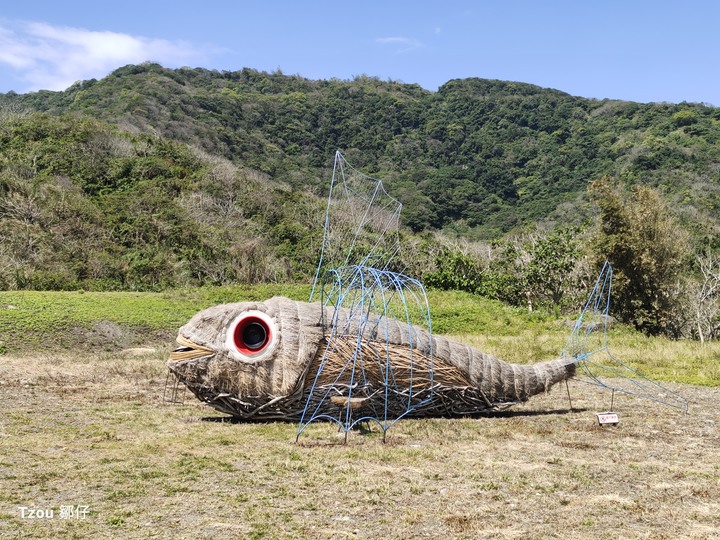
168,296,575,420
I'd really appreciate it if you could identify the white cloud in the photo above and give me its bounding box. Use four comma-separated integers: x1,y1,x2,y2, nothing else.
0,20,211,91
375,36,424,54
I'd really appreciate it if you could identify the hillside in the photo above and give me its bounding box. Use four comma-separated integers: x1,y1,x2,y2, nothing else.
0,111,330,290
1,63,720,299
4,63,720,238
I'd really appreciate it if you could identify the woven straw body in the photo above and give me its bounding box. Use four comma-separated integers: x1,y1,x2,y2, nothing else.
168,297,574,419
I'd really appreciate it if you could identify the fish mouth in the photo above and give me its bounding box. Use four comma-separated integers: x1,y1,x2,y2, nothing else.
169,335,215,361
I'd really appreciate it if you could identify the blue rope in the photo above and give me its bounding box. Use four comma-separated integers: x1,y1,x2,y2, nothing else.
309,151,402,302
297,265,434,439
564,261,688,412
309,150,342,302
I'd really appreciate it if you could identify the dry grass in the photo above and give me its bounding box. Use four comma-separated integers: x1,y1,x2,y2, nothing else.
1,349,718,539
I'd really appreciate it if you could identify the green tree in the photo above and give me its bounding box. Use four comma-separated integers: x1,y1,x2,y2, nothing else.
424,250,484,294
524,226,583,310
589,177,690,335
479,227,585,311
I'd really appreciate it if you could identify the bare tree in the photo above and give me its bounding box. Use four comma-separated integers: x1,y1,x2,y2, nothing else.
690,251,720,343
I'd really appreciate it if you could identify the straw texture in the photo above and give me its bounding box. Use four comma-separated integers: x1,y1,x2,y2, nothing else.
168,297,574,419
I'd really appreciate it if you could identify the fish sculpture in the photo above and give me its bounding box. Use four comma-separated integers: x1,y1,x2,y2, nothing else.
168,296,575,420
167,149,688,424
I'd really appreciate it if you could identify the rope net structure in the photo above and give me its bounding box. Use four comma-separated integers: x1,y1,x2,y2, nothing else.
563,261,689,412
297,153,687,440
163,150,688,436
298,265,434,440
310,151,403,301
299,151,434,440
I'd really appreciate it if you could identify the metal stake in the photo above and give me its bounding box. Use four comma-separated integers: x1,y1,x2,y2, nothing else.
565,379,574,412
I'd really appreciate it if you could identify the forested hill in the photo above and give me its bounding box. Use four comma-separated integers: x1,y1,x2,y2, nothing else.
5,63,720,236
1,62,720,295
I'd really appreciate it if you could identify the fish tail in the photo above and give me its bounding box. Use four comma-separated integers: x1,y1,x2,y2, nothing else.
498,358,574,402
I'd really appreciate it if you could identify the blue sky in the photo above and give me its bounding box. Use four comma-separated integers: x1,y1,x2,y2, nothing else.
1,1,719,105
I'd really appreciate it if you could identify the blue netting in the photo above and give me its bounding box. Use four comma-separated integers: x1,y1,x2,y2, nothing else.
310,151,403,301
564,261,688,412
297,265,434,440
298,152,687,443
299,151,434,440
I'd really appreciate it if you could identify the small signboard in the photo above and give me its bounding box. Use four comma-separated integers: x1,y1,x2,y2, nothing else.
596,412,619,426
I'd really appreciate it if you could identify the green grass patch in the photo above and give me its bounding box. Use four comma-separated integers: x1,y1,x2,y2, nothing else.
0,284,311,351
0,284,718,386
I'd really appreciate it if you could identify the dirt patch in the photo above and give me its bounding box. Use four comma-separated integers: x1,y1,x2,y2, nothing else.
65,322,175,352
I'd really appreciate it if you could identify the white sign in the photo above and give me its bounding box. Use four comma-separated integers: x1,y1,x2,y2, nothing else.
596,412,619,425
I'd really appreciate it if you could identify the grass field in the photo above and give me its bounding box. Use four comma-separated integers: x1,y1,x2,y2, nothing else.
1,288,718,538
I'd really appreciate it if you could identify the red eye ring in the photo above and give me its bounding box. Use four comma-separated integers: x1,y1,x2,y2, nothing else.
226,310,277,361
232,315,271,355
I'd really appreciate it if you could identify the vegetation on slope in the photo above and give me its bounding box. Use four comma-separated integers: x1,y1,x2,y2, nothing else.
2,64,720,338
0,112,325,291
4,63,720,238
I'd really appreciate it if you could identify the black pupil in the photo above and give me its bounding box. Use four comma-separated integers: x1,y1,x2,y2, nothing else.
242,322,267,350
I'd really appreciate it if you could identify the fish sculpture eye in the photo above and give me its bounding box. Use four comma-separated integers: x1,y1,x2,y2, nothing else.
225,310,278,361
241,321,267,351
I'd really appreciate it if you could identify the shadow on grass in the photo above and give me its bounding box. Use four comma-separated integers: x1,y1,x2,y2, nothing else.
198,406,587,424
479,407,588,418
